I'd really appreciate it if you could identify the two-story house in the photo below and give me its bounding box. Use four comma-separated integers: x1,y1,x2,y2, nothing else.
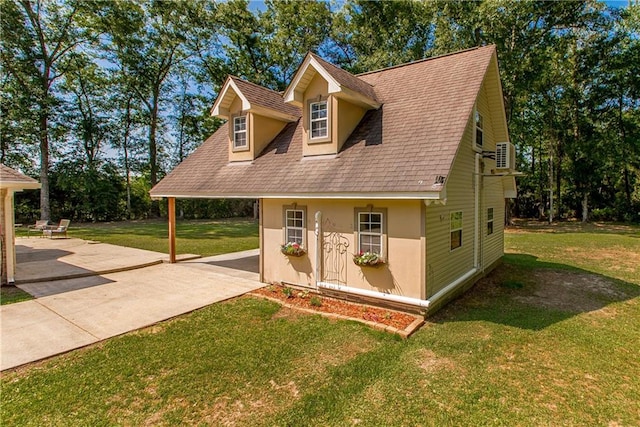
151,45,518,313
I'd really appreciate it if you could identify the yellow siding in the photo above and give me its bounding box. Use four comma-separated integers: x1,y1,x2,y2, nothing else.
425,119,476,297
337,97,366,152
425,79,507,297
302,74,335,156
262,198,424,299
252,113,287,156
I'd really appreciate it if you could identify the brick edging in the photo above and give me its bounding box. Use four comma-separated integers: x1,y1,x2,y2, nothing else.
249,293,425,338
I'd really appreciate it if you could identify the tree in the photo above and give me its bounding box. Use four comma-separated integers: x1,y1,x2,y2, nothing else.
0,0,94,220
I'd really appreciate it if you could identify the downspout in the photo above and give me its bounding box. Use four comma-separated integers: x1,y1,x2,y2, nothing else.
474,153,481,269
314,211,322,289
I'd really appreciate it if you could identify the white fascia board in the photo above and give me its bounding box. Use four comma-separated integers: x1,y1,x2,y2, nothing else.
210,79,251,118
283,54,314,104
149,191,444,200
283,55,341,103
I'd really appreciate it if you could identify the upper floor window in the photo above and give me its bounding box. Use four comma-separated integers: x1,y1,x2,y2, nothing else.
475,111,483,148
450,211,463,250
233,116,247,149
310,101,328,139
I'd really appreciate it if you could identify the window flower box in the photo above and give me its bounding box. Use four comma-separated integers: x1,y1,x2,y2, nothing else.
281,242,306,257
353,251,385,267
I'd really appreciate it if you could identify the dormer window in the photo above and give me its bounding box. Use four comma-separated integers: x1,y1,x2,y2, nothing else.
475,110,484,147
233,116,247,150
310,101,328,139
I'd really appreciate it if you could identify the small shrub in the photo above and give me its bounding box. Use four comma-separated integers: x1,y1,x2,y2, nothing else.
310,296,322,307
297,290,310,299
282,287,294,298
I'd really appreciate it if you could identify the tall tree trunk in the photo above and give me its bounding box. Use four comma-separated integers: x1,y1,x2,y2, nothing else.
39,111,50,221
149,91,160,217
581,192,588,223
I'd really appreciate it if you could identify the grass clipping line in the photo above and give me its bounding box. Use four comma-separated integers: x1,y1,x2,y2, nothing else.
250,284,424,338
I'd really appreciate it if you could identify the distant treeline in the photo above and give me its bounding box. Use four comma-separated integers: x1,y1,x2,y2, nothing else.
3,1,639,222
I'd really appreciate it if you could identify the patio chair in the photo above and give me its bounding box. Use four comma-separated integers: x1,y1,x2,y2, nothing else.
27,220,50,237
43,219,71,239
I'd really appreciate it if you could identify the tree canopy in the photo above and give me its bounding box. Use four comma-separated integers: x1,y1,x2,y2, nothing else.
2,0,638,223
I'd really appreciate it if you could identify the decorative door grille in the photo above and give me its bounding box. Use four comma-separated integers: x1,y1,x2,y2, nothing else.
321,218,349,285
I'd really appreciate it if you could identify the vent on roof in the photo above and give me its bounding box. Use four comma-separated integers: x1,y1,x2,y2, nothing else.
495,142,515,171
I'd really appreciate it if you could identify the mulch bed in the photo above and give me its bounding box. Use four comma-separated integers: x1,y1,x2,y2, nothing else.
251,284,423,336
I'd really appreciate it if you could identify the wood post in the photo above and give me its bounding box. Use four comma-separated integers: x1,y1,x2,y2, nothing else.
168,197,176,263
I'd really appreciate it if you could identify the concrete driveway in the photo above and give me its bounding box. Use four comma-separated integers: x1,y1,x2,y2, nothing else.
1,239,262,371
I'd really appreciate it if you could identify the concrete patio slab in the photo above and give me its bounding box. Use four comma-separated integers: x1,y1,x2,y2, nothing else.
1,239,264,371
0,300,97,370
15,237,199,284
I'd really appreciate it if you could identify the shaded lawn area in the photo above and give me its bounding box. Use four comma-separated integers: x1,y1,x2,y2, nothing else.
4,218,259,304
16,218,259,257
2,221,639,425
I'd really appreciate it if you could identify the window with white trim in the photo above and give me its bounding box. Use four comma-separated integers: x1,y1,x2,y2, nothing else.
450,211,463,250
285,209,305,246
475,110,483,148
358,212,383,255
233,116,247,149
487,207,494,235
310,101,328,139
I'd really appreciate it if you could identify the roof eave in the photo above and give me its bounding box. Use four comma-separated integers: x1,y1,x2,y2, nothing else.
0,181,41,190
149,190,444,200
210,77,251,119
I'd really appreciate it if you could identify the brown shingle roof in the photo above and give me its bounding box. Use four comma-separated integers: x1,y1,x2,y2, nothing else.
230,76,301,118
151,46,496,198
0,164,38,186
309,53,379,103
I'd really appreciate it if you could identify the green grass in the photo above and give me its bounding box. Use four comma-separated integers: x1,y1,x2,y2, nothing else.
2,221,639,425
17,218,259,257
0,286,33,305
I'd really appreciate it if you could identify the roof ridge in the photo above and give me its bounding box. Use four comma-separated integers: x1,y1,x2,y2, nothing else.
356,45,494,77
229,75,284,96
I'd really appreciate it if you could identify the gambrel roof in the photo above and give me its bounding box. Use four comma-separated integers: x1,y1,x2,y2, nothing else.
151,45,502,199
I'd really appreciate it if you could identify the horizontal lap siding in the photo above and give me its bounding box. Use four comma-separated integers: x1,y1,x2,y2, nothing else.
426,119,476,297
425,79,506,297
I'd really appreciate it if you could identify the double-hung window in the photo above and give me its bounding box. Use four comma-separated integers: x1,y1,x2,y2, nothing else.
487,207,494,235
285,209,305,246
233,116,247,149
310,101,328,139
475,110,484,148
450,211,463,250
358,212,383,255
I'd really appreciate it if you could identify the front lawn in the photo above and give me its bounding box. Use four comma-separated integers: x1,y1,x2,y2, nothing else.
2,221,639,425
16,218,259,257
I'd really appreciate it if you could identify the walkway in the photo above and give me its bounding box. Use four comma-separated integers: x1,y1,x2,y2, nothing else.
1,238,262,371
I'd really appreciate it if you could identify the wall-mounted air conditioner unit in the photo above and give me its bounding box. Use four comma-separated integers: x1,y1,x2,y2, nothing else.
495,142,516,171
